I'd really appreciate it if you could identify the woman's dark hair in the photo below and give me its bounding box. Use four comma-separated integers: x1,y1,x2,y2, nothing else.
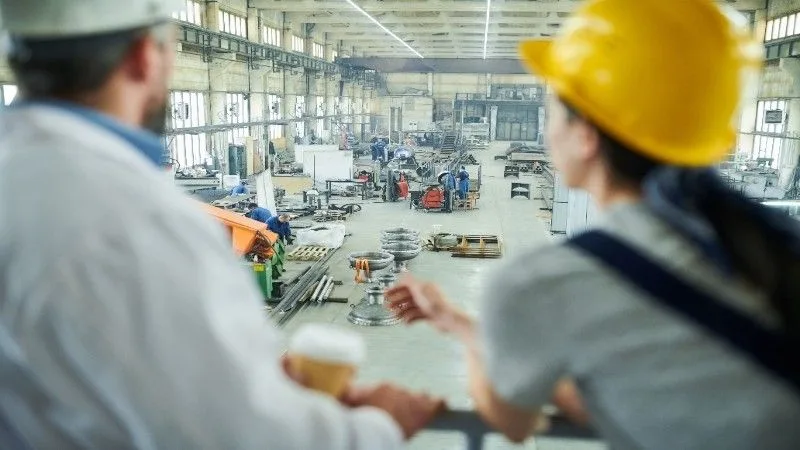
562,102,663,186
561,99,799,333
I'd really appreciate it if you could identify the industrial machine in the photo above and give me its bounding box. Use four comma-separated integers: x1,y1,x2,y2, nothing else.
411,184,454,213
200,202,286,301
384,169,409,202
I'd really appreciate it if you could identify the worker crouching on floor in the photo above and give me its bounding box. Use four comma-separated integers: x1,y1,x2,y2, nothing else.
267,213,294,245
387,0,800,448
0,0,442,447
456,165,470,199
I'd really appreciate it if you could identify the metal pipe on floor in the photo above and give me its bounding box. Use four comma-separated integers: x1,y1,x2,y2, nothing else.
318,278,335,304
310,275,329,302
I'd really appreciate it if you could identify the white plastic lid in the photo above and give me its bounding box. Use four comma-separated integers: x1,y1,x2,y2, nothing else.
289,324,366,365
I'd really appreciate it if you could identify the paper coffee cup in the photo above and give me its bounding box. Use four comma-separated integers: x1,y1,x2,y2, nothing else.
288,324,366,398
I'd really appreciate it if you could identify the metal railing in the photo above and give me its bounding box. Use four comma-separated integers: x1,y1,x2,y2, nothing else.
426,410,599,450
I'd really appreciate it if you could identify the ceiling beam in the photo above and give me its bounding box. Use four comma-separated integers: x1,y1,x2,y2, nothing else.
339,57,530,74
331,35,539,42
288,14,562,25
257,0,765,14
253,0,582,13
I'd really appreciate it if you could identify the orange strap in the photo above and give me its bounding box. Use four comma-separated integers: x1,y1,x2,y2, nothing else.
353,259,371,283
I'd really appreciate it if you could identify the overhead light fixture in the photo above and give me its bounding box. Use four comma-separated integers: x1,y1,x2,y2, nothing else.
483,0,492,59
344,0,424,58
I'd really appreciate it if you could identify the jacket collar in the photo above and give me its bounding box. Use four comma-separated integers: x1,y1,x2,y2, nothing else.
11,100,166,167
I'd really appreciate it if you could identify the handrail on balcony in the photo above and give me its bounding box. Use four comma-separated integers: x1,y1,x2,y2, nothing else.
426,410,599,450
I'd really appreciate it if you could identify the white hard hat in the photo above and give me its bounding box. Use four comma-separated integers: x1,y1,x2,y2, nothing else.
0,0,184,38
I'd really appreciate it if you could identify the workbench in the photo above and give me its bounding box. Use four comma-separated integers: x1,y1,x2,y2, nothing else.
324,179,369,203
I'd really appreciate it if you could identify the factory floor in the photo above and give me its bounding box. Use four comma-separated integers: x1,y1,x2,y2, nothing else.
278,141,605,450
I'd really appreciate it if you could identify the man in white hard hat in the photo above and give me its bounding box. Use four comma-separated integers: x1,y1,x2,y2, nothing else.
0,1,441,448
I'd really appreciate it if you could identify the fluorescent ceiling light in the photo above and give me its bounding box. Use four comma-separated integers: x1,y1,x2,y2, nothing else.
483,0,492,59
344,0,424,58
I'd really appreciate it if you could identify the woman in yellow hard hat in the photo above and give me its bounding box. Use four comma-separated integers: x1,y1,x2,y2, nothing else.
387,0,800,447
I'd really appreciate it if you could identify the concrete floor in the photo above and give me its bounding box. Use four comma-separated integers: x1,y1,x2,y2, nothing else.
277,142,605,450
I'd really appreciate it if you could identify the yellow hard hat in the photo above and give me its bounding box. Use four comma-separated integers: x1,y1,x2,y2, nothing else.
519,0,762,166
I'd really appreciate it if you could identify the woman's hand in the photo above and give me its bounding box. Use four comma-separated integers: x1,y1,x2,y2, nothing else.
386,276,474,339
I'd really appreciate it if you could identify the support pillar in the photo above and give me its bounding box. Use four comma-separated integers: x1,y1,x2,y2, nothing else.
206,1,220,32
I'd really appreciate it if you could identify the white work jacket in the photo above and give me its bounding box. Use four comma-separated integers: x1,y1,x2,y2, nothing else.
0,103,402,449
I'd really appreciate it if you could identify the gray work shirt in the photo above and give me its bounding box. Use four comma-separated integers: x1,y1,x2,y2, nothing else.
481,202,800,450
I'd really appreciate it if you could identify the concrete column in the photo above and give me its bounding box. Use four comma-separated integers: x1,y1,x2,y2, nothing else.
206,1,220,32
283,22,294,52
208,59,230,174
325,43,334,62
305,36,314,56
247,8,259,43
427,73,433,96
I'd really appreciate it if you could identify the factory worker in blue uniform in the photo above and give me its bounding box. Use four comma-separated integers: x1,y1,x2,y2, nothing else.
371,138,387,162
231,180,249,195
0,0,442,448
267,214,294,244
437,170,457,213
456,166,470,199
245,203,272,223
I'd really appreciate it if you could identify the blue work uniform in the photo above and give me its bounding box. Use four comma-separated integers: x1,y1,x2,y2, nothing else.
444,173,457,191
457,169,470,199
266,216,292,241
371,141,386,162
246,207,272,224
231,184,248,195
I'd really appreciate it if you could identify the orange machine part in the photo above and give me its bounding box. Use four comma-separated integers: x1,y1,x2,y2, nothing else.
199,202,279,258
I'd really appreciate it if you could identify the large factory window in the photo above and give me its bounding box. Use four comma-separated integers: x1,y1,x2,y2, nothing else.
2,85,17,106
312,42,325,59
263,25,282,47
172,0,202,26
752,99,788,168
170,134,209,169
169,91,210,169
267,95,283,141
268,94,281,121
170,91,207,130
292,35,305,53
218,11,247,38
765,12,800,41
269,125,284,140
225,93,250,144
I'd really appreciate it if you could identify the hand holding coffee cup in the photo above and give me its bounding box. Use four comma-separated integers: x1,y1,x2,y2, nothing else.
287,324,366,398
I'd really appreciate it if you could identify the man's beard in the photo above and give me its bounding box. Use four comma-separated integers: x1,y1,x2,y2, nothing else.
143,98,169,136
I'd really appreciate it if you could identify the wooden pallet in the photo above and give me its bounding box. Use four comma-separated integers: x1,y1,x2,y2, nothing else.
286,246,332,261
451,235,502,259
454,194,479,210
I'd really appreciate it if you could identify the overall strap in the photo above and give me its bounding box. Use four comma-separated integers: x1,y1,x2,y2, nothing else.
567,230,800,395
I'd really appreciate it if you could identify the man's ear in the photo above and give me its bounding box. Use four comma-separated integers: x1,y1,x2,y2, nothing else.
120,36,157,82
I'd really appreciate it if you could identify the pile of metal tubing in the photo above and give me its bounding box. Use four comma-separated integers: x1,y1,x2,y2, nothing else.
270,250,336,327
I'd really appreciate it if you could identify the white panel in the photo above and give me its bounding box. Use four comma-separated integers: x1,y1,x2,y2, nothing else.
294,144,338,163
302,151,353,187
3,85,18,105
566,189,587,236
551,203,568,234
553,173,570,202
